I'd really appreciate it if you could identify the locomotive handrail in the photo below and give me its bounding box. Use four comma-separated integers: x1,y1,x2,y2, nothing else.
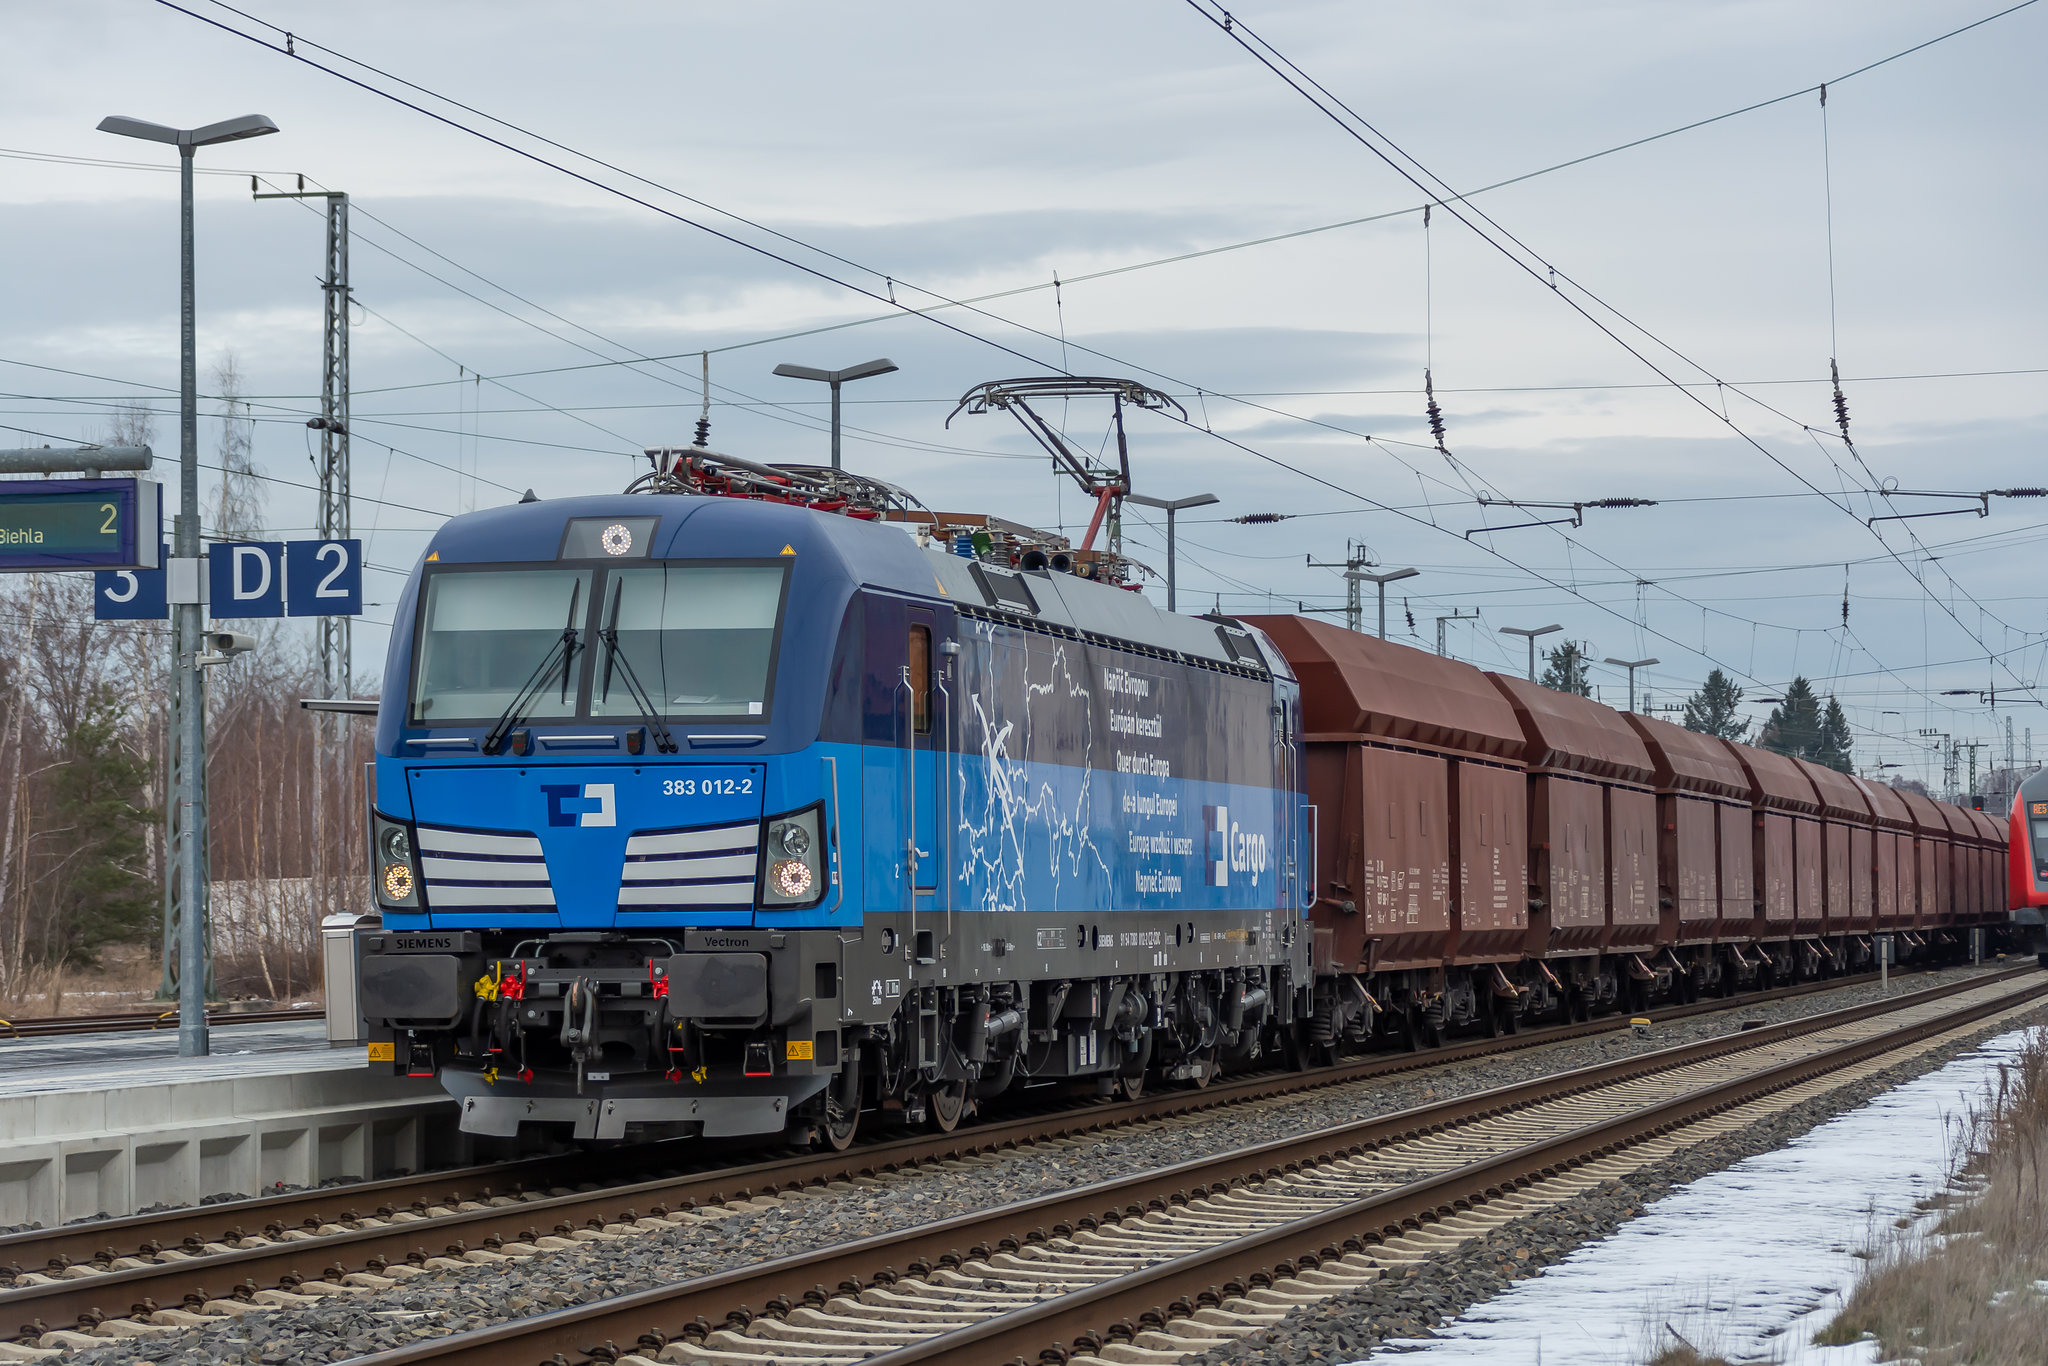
824,753,846,915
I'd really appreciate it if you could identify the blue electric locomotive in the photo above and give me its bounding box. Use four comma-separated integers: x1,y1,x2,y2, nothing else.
357,453,1310,1144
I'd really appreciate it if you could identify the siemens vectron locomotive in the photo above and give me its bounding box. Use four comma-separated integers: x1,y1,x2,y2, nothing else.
357,453,1307,1145
357,425,2020,1146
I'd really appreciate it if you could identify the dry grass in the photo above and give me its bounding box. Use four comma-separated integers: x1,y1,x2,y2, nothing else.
1643,1350,1736,1366
1815,1023,2048,1363
0,942,162,1017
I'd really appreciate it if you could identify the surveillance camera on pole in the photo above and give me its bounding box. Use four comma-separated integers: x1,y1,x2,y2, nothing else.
196,631,256,666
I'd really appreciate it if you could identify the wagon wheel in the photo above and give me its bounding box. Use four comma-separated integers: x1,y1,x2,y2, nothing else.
821,1094,859,1152
1116,1029,1154,1099
926,1080,970,1133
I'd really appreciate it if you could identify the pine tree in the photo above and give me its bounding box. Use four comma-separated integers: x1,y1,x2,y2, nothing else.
1759,677,1823,760
1539,640,1593,697
1815,696,1854,772
46,689,157,962
1682,669,1749,741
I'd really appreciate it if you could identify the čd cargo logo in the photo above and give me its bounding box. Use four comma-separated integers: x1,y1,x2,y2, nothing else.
1203,804,1268,888
543,782,616,827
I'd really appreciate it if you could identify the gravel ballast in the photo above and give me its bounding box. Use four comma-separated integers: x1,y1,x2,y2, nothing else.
1182,996,2048,1365
50,963,2026,1366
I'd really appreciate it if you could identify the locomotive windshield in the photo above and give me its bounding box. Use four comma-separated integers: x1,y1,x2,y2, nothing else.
411,567,591,724
592,564,786,719
407,561,787,726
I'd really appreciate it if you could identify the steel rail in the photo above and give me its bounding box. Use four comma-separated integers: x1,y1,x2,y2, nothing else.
319,966,2043,1366
884,974,2048,1366
0,1008,324,1039
0,961,1939,1294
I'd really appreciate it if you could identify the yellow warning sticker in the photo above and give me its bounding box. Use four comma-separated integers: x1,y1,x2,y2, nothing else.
785,1039,814,1061
780,544,796,555
367,1041,395,1062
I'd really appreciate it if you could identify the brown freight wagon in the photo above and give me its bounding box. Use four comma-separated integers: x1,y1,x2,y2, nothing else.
1623,712,1753,949
1485,674,1658,960
1895,790,1952,933
1940,803,1979,926
1795,759,1876,949
1950,804,1995,927
1852,776,1915,930
1968,808,2008,921
1722,741,1821,944
1247,617,1527,1040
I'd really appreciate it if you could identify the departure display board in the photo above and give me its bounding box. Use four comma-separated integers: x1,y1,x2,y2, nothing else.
0,478,160,571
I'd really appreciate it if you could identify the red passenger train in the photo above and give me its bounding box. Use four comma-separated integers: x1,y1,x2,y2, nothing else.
1250,618,2018,1045
2008,769,2048,966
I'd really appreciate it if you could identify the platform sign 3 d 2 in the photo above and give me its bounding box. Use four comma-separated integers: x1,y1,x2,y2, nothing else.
0,479,161,571
92,538,361,621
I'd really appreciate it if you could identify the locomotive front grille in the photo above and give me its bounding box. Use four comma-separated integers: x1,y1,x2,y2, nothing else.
416,824,556,910
618,819,761,910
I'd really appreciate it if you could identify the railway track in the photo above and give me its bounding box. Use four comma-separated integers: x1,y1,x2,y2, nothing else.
0,1007,322,1039
0,964,2033,1358
0,962,1956,1339
322,964,2046,1366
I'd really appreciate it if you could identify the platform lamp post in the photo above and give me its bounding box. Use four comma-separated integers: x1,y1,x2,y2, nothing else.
1499,623,1562,681
1125,491,1217,613
99,111,279,1060
1353,567,1419,640
1603,656,1658,713
771,358,898,471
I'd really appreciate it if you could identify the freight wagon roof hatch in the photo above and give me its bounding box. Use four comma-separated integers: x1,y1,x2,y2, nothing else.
1484,673,1653,783
1895,789,1952,837
1619,711,1749,799
1933,800,1980,840
1245,615,1523,759
1720,740,1821,812
1853,776,1913,828
1793,758,1872,821
1966,807,2003,846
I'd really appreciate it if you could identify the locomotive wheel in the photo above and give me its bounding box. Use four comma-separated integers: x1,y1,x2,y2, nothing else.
1116,1069,1146,1100
927,1080,970,1133
822,1101,859,1151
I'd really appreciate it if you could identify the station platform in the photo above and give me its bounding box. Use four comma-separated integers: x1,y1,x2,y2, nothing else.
0,1019,460,1227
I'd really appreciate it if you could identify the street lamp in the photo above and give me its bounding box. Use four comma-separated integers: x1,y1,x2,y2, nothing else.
771,358,898,470
1603,656,1659,713
1126,491,1218,613
99,111,279,1061
1355,567,1419,639
1499,624,1562,681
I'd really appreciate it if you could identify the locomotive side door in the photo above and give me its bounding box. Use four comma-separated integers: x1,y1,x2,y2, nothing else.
905,607,942,909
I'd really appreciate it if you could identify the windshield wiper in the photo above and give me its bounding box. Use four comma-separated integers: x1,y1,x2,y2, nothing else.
481,626,581,755
599,627,679,754
482,583,585,756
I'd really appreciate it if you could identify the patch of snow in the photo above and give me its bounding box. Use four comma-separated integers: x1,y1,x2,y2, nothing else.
1365,1024,2042,1366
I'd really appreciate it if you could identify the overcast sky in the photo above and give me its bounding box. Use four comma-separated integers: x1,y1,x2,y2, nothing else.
2,0,2043,788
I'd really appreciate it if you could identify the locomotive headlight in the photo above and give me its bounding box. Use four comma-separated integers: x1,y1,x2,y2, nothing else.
760,804,826,908
768,858,814,898
371,812,421,909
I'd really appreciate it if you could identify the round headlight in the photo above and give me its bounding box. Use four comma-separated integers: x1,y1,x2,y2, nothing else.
777,823,812,858
382,862,415,901
380,824,411,863
769,858,814,899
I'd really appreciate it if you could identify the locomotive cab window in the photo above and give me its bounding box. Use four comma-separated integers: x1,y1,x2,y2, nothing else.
591,564,789,720
410,567,592,724
908,624,932,734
